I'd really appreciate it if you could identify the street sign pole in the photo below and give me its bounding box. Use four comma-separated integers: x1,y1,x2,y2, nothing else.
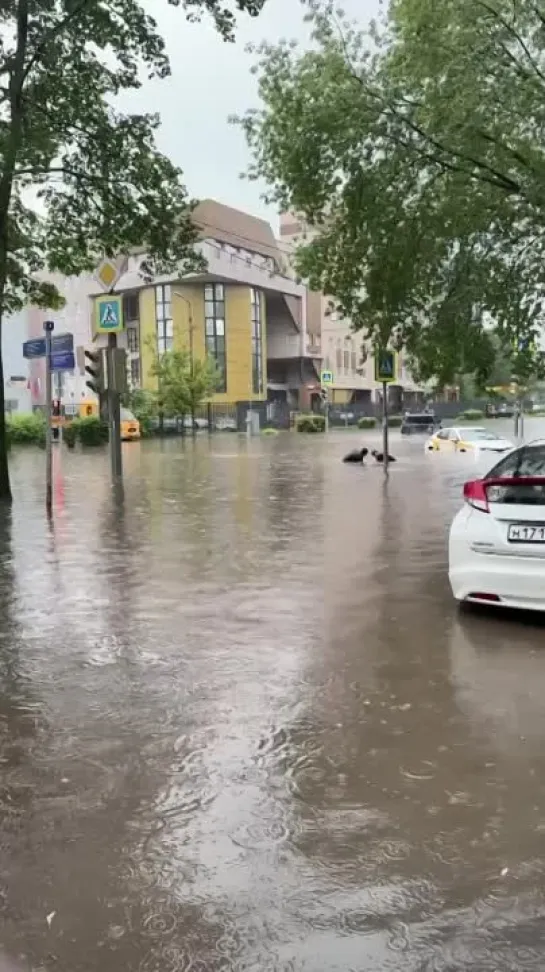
44,321,54,514
107,333,123,481
382,380,389,475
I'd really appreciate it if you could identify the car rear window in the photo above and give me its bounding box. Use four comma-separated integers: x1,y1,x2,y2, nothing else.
405,415,434,424
486,444,545,479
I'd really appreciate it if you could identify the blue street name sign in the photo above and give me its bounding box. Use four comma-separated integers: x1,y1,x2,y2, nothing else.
51,350,75,372
23,332,74,359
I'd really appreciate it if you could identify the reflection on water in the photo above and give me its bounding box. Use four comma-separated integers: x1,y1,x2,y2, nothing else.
0,428,545,970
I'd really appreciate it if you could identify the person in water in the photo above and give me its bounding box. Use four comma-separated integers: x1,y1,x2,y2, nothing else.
342,447,368,463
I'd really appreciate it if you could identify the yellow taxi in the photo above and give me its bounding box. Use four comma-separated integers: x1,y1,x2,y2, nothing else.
425,425,513,455
121,407,141,441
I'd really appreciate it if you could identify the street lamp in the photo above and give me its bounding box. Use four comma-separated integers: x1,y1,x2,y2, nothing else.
173,290,195,433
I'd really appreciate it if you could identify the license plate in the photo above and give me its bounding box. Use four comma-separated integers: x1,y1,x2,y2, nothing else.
508,523,545,543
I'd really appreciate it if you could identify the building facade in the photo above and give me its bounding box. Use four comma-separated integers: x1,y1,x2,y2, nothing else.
96,200,321,412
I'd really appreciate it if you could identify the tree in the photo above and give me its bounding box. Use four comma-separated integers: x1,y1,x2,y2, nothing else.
148,345,220,428
0,0,268,501
237,0,545,393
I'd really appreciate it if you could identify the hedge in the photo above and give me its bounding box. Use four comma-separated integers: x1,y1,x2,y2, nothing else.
457,409,485,421
296,414,326,433
358,416,377,429
72,416,109,446
7,412,46,445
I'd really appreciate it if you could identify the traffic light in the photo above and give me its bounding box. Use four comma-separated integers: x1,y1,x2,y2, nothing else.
85,348,105,395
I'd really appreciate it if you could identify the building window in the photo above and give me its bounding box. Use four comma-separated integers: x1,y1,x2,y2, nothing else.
344,349,349,371
130,358,141,386
250,287,263,395
123,292,139,323
155,284,173,355
127,326,139,353
336,345,342,371
351,351,357,373
204,283,226,392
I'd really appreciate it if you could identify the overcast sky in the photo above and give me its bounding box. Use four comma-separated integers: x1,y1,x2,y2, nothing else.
132,0,380,233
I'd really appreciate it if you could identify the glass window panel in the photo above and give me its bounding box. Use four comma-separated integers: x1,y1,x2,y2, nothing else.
215,301,225,318
163,284,171,301
166,336,174,351
215,319,225,336
205,301,215,318
163,301,171,319
205,319,215,335
157,337,166,354
214,283,224,299
216,336,225,354
165,319,173,337
205,284,214,300
206,335,215,352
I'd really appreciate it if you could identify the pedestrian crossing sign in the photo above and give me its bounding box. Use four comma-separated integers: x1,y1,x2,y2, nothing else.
95,295,124,333
375,349,398,383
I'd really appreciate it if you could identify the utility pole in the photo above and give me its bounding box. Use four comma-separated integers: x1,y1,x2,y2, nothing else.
107,333,122,479
44,320,54,514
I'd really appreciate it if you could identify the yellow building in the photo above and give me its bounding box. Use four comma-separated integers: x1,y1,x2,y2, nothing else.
91,200,320,416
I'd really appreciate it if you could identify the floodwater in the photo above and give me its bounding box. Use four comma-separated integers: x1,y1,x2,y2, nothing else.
1,422,545,971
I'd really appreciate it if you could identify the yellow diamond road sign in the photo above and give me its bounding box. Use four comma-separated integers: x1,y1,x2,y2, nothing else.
95,258,120,292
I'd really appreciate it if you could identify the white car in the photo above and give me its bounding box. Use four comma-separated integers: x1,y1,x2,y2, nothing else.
449,440,545,611
425,426,514,454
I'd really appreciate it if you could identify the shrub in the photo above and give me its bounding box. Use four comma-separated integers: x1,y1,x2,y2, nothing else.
387,415,403,427
63,423,78,448
358,416,377,429
74,416,108,446
457,408,485,421
262,427,279,436
7,412,46,445
296,413,326,433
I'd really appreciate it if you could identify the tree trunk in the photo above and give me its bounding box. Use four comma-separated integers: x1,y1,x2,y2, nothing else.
0,0,30,502
0,322,10,502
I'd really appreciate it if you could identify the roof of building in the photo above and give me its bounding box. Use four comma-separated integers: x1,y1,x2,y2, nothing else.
192,199,280,261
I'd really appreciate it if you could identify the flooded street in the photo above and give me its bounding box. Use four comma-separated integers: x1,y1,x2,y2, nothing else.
2,424,545,970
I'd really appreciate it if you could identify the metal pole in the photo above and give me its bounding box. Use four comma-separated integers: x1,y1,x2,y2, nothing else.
44,320,54,513
382,380,389,474
107,333,122,480
189,311,196,435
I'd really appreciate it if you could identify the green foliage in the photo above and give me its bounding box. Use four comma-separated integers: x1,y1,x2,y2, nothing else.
262,427,279,435
358,417,377,429
387,415,403,427
148,342,220,420
73,416,108,446
122,388,157,437
238,0,545,389
7,412,45,445
0,0,270,500
296,413,326,433
457,409,485,422
62,423,77,448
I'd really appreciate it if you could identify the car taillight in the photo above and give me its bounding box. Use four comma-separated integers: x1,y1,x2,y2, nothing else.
463,476,545,512
464,479,489,512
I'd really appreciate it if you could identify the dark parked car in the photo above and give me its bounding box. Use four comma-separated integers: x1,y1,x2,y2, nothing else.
401,411,439,435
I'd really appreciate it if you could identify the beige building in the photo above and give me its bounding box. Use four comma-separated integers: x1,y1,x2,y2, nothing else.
279,212,427,409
